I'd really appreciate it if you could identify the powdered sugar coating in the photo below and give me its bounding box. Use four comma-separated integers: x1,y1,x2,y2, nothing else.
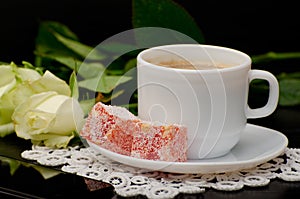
132,122,187,162
80,102,187,162
80,102,139,156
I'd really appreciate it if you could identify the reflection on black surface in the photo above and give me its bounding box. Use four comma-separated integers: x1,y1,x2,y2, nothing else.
203,180,300,199
0,160,114,199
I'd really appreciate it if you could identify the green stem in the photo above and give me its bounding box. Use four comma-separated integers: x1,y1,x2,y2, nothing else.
251,52,300,64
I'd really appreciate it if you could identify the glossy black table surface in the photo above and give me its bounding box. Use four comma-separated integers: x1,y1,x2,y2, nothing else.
1,106,300,199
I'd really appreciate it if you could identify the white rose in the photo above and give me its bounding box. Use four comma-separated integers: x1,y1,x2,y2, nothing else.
12,91,84,148
0,64,41,136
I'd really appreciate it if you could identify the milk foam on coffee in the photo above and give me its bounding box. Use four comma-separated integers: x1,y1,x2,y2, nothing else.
156,60,232,70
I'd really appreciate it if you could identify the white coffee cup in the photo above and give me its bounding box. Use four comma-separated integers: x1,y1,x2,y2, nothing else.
137,44,279,159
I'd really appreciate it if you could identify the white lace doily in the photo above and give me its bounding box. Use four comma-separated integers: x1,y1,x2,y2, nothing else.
21,146,300,199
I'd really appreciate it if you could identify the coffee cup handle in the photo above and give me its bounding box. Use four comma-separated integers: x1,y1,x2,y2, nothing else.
246,70,279,119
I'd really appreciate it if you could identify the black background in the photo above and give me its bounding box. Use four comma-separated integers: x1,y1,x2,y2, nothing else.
1,1,300,198
0,0,299,66
1,0,300,128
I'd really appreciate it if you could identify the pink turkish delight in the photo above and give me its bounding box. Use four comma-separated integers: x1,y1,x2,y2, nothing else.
80,102,187,162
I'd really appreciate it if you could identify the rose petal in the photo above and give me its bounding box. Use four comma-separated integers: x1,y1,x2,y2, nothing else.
0,79,16,98
30,133,74,148
43,134,75,148
12,92,58,139
47,97,84,135
30,71,71,96
25,111,55,135
0,89,16,124
12,90,84,148
17,68,41,82
35,94,69,113
0,123,14,137
0,65,15,87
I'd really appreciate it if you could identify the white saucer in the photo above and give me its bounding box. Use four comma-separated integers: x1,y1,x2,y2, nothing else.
87,124,288,174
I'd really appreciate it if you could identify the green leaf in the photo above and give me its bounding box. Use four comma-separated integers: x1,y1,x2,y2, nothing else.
132,0,205,44
101,90,125,103
35,20,105,61
80,99,95,114
34,21,82,71
0,61,8,65
0,154,60,179
41,21,79,40
77,62,105,79
124,58,137,72
100,75,132,93
28,165,61,179
98,42,137,54
121,103,138,115
69,71,79,99
35,21,79,56
0,157,21,175
78,75,132,93
279,79,300,106
52,32,106,60
21,61,43,75
21,162,61,179
35,52,81,70
277,72,300,80
79,98,96,116
251,51,300,64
